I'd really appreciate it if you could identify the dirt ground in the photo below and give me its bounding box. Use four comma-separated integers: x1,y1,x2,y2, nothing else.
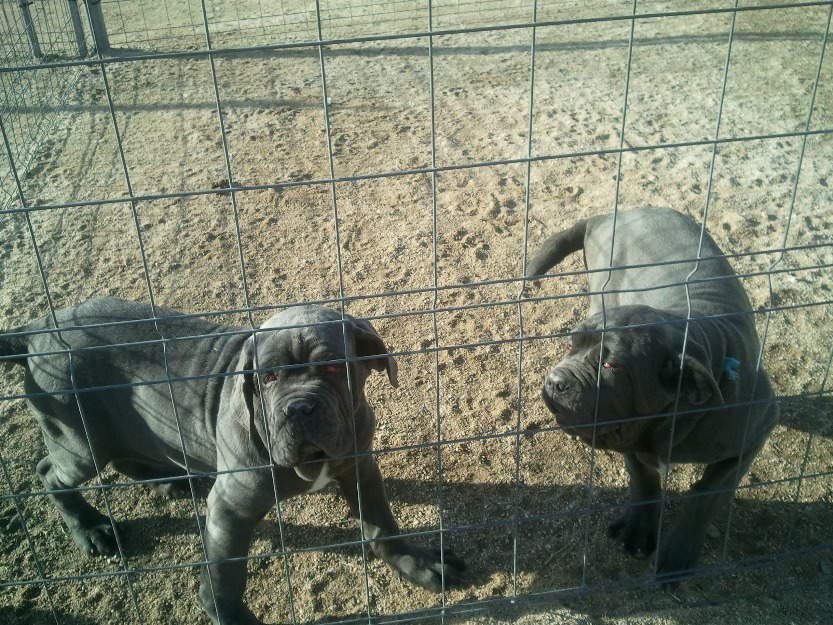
1,2,833,624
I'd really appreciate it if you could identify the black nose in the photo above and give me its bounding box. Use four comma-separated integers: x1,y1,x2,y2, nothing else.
284,399,314,419
545,371,570,395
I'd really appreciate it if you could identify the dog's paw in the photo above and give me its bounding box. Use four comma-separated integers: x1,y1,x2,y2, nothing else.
149,479,192,499
70,522,118,557
654,541,699,588
202,599,266,625
388,546,466,592
607,512,657,560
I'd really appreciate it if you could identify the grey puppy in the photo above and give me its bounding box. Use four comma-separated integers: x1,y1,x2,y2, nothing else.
0,298,464,625
526,207,778,583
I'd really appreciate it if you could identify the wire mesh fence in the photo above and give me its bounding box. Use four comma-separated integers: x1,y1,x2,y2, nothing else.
0,0,94,215
1,1,832,624
87,0,596,51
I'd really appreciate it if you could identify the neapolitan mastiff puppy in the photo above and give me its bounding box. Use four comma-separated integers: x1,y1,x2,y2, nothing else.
0,298,463,624
525,207,778,583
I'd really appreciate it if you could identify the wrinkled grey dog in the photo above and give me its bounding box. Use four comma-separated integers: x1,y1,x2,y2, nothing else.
526,207,778,583
0,298,463,625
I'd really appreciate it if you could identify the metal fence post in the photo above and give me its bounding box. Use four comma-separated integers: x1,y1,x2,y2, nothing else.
17,0,42,59
86,0,110,53
67,0,88,57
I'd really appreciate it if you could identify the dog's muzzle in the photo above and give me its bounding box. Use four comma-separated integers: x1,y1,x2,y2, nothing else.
269,387,351,466
542,369,622,444
541,368,578,419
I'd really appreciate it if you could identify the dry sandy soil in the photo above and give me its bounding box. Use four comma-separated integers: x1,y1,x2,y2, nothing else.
1,2,832,624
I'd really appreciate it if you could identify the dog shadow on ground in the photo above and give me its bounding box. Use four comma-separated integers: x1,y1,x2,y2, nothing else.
779,393,833,438
112,392,833,559
84,466,827,607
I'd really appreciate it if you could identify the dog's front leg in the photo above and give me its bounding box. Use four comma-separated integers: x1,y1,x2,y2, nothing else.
607,452,662,560
334,455,465,592
656,446,761,585
199,476,273,625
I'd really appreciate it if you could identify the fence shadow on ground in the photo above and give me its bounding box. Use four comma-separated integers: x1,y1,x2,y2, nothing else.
0,607,99,625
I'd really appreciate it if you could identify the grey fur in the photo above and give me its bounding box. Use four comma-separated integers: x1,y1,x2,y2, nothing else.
0,298,463,625
526,207,778,584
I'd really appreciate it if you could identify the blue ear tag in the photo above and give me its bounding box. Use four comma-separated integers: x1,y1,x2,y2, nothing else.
724,357,741,381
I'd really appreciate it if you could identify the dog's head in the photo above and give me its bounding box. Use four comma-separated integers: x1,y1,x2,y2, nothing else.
540,305,723,452
230,305,397,477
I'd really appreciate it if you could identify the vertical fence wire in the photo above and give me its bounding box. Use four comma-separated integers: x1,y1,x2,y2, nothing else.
663,0,740,589
193,1,266,621
313,2,376,623
192,0,306,614
590,0,638,590
426,1,451,618
512,0,539,599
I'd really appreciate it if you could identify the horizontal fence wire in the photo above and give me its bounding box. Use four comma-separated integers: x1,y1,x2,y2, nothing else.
1,1,832,624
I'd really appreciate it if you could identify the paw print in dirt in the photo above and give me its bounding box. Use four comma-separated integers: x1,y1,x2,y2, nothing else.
452,228,490,261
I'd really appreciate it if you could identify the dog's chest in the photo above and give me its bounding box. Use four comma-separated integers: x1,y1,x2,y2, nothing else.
296,462,333,493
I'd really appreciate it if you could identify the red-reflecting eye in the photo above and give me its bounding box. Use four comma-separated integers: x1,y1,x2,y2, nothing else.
324,364,344,375
602,362,614,369
264,372,278,384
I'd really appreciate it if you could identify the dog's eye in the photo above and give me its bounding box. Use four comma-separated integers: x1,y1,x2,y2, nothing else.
602,362,614,369
264,372,278,384
323,364,344,375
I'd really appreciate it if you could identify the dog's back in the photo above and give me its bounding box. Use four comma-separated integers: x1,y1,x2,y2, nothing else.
527,207,752,316
1,298,234,368
1,298,245,471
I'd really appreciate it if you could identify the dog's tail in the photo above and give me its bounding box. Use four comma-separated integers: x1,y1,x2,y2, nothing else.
0,330,29,366
525,218,589,278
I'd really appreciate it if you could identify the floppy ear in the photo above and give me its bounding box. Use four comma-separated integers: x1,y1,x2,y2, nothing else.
680,354,724,406
230,335,257,433
348,317,399,387
660,351,724,407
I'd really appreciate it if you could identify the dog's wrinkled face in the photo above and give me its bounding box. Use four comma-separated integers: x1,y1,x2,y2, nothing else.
541,305,722,452
232,306,397,478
